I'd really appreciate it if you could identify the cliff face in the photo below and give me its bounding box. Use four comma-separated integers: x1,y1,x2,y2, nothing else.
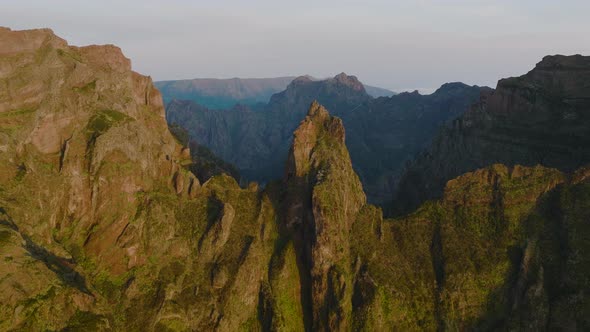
353,164,590,330
166,76,484,203
394,55,590,214
0,27,278,331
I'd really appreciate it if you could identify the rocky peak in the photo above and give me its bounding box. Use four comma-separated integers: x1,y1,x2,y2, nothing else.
0,26,196,283
286,101,346,177
77,44,132,73
284,101,366,330
331,72,366,92
433,82,475,95
0,27,67,55
270,72,371,113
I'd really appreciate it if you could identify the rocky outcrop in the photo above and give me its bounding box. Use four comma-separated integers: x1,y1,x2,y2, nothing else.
393,55,590,214
282,101,366,330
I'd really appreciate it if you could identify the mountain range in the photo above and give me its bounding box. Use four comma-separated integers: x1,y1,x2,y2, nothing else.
155,76,396,110
1,27,590,331
165,73,485,203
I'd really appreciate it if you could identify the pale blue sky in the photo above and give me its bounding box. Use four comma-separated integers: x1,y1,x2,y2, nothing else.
2,0,589,92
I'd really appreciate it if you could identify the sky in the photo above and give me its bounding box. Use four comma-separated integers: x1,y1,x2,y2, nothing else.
2,0,590,93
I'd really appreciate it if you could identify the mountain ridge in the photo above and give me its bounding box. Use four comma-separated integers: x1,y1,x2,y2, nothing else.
393,54,590,215
155,75,396,109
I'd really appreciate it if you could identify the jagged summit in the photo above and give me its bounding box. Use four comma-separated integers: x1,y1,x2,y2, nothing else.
284,72,367,95
0,27,131,73
287,101,349,178
305,100,330,119
284,101,366,330
332,72,365,91
0,27,66,54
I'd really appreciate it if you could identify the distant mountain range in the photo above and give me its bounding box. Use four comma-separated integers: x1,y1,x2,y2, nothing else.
165,73,485,203
155,76,396,109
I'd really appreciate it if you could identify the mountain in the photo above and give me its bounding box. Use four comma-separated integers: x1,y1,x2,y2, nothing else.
166,74,484,203
155,76,396,109
3,27,590,331
0,27,279,331
393,54,590,214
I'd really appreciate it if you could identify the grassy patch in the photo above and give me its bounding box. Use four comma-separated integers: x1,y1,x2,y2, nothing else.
154,318,189,332
85,109,131,140
0,108,36,118
73,80,96,94
62,310,108,331
0,230,12,244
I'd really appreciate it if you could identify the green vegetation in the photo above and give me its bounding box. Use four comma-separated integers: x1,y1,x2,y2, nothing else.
267,239,305,331
62,310,108,331
0,108,36,118
85,109,131,140
0,229,12,244
154,319,189,332
72,80,96,94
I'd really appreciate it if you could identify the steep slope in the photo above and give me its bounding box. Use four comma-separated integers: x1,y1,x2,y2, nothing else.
282,102,366,330
166,75,484,203
394,55,590,214
352,164,590,330
0,27,279,331
168,123,240,183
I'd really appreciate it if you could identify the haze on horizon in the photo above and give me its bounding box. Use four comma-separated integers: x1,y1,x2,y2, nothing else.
2,0,589,93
